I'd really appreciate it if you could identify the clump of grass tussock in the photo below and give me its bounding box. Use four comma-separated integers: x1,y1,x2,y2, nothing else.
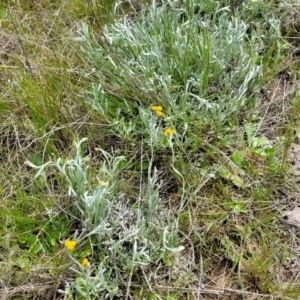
1,0,300,299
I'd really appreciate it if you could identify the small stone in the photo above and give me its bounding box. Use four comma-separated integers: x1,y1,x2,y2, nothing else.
285,207,300,228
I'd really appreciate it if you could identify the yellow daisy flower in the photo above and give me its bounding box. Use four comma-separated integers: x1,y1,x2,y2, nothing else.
163,128,176,136
152,105,163,111
81,258,89,267
64,240,77,251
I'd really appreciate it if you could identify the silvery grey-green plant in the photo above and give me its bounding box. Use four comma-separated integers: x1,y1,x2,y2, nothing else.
77,0,276,134
25,137,183,299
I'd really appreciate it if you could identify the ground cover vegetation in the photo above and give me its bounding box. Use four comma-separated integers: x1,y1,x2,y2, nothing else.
1,0,300,299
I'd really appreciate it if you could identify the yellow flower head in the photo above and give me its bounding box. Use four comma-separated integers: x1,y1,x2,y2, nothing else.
81,258,89,267
156,111,164,117
64,240,77,251
163,128,176,136
152,105,164,117
152,105,163,111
